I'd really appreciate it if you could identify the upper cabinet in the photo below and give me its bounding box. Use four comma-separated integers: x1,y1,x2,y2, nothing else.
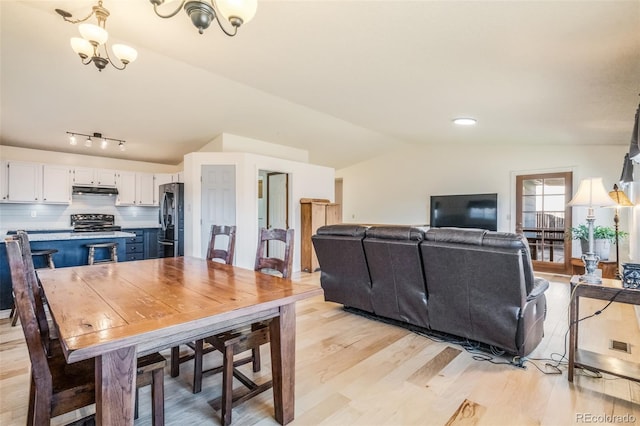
42,165,72,203
172,171,184,183
73,167,117,187
2,161,71,204
154,173,173,205
116,172,158,206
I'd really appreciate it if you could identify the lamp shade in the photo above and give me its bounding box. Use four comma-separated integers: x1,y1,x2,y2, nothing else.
620,153,634,184
70,37,93,57
608,184,634,207
112,44,138,64
568,178,617,207
216,0,258,24
630,104,640,162
79,23,108,45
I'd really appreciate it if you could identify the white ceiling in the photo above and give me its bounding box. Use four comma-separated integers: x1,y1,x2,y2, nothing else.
1,0,639,169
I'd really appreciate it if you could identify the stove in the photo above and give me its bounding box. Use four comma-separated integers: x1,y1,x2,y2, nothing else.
71,214,122,233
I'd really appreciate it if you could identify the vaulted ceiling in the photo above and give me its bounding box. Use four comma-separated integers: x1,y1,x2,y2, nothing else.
1,1,639,169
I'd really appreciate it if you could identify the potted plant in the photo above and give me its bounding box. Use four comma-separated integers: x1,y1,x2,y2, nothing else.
568,224,628,260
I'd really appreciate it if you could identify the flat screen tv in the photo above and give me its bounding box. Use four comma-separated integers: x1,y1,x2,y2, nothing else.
430,193,498,231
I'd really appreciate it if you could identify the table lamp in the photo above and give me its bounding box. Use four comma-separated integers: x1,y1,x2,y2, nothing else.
568,177,616,284
607,184,634,279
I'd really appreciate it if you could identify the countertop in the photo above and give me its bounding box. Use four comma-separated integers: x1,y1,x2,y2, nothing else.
2,231,136,242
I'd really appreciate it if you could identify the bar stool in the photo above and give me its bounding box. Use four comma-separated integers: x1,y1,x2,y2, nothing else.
10,246,57,327
31,248,58,269
86,242,118,265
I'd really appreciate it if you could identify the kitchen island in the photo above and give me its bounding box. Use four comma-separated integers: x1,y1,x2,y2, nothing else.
0,231,135,310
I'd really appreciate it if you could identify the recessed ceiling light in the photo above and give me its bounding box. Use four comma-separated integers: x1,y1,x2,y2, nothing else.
453,117,477,126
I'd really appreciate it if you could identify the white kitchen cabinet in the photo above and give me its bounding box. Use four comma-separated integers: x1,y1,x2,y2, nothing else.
73,167,117,186
6,161,41,203
136,173,155,206
154,173,173,204
0,161,8,202
42,165,71,204
95,169,117,187
116,171,137,205
116,172,156,206
72,167,96,185
172,171,184,183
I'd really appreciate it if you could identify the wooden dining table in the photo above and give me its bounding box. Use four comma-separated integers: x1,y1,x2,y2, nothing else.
37,256,323,426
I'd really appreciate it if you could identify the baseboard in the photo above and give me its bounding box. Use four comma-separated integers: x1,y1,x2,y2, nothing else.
0,309,11,320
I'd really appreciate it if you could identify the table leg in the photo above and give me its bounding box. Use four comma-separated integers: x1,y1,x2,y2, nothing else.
270,303,296,425
95,346,137,426
568,289,579,382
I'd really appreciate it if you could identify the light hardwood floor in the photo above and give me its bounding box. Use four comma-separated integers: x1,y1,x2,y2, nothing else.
1,272,639,425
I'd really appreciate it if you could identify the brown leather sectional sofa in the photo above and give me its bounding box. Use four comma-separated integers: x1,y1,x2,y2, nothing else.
311,224,549,356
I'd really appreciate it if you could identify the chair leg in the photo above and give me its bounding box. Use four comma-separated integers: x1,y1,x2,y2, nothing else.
10,301,19,327
151,367,165,426
192,339,204,394
170,346,180,377
221,347,234,426
134,387,139,420
252,347,261,372
27,375,35,426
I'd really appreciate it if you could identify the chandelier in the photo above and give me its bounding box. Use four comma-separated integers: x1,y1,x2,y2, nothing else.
55,1,137,71
67,132,126,151
150,0,257,35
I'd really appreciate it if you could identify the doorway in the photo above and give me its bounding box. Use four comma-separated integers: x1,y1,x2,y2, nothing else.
516,171,573,274
258,170,290,258
201,165,236,257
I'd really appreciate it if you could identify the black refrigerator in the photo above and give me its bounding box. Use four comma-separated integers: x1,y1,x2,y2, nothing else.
158,182,184,257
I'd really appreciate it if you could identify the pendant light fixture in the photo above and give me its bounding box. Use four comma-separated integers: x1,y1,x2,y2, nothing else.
56,1,138,71
150,0,257,36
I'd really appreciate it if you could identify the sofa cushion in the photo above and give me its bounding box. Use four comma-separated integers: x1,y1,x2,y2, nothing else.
425,228,487,245
365,226,424,241
316,224,368,237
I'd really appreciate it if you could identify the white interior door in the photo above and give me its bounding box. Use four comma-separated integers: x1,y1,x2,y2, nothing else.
267,172,288,257
201,165,236,258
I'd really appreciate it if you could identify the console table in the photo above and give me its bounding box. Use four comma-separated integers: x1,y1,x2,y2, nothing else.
568,275,640,382
570,258,616,279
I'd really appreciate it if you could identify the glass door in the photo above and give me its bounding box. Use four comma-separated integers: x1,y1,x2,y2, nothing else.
516,172,572,274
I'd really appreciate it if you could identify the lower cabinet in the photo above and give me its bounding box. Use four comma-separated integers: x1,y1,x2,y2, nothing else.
122,228,160,261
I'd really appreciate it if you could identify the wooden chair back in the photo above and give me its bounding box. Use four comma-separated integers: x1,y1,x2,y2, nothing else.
207,225,237,265
14,231,52,354
254,227,294,279
6,239,57,413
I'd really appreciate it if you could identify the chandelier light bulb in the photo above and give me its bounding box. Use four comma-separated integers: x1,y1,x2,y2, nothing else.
101,138,108,149
216,0,258,25
112,44,138,64
70,37,94,58
119,141,126,151
79,23,109,45
69,134,77,145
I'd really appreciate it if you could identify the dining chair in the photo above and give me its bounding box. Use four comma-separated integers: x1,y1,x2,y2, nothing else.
170,225,237,389
6,237,167,426
207,227,295,425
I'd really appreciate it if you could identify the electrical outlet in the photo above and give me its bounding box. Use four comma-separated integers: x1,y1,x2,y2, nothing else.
30,210,37,218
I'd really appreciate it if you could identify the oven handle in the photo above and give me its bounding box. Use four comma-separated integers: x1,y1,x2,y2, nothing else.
158,241,174,246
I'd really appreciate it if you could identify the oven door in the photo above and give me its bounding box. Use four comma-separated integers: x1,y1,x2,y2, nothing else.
158,239,175,258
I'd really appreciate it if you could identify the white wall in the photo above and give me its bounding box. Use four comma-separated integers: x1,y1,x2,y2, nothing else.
183,152,334,271
337,143,636,261
198,133,310,163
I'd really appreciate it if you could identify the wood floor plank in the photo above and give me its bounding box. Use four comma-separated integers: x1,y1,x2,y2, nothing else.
444,399,486,426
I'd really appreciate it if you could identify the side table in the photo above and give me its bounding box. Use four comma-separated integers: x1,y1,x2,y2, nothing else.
568,275,640,382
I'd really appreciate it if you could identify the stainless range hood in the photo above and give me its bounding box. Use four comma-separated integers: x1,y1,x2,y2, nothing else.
72,185,119,196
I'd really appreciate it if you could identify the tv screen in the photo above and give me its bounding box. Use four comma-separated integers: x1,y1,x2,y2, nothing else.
430,193,498,231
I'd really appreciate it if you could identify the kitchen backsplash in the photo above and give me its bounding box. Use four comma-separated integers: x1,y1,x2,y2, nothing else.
0,195,159,233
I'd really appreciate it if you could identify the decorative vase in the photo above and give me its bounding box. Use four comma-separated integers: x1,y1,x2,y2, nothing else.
621,263,640,289
580,239,611,261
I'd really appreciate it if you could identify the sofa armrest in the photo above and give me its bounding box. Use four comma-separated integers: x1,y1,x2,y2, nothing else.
526,277,549,301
